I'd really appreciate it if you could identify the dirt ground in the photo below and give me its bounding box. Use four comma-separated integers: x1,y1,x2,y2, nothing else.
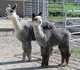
0,18,80,70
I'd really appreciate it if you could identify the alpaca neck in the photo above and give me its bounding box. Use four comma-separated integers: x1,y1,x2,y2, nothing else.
34,25,49,47
34,25,45,39
11,12,22,33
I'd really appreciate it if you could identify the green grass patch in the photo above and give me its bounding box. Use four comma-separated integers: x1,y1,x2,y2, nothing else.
48,15,63,19
64,3,80,11
72,49,80,56
48,2,64,14
48,2,80,19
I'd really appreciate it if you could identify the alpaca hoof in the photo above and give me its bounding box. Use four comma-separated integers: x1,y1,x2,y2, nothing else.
58,63,67,67
27,60,31,62
64,63,68,66
41,63,45,67
41,65,44,67
58,64,64,66
41,64,48,68
45,65,48,68
22,60,26,62
58,64,61,66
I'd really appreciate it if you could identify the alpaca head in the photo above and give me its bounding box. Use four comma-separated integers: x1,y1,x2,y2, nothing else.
5,4,17,18
32,12,42,26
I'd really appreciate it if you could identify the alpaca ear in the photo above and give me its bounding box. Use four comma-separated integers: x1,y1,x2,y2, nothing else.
32,13,35,20
8,4,11,7
38,12,42,16
12,3,17,10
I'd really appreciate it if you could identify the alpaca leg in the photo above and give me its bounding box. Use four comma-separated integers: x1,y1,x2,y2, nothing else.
61,51,66,66
45,46,50,67
66,51,71,65
40,46,44,56
41,55,45,67
50,47,54,56
63,44,71,65
44,55,49,67
23,51,27,61
22,41,32,61
27,49,31,62
41,53,49,67
41,47,45,67
22,42,26,61
58,46,66,66
41,55,49,67
41,46,50,67
26,41,32,62
65,40,71,65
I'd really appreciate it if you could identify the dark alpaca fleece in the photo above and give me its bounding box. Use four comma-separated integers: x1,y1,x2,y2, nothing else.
41,27,71,67
32,13,71,67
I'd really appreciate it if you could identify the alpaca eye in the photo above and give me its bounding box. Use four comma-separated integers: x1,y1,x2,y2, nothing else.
34,18,37,21
10,10,13,12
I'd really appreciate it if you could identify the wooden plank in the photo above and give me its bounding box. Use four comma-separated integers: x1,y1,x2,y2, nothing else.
66,25,80,28
67,10,80,13
65,17,80,20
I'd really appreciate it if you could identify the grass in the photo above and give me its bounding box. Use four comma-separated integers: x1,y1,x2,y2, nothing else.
48,2,63,14
48,15,63,19
48,2,80,19
72,49,80,56
64,3,80,11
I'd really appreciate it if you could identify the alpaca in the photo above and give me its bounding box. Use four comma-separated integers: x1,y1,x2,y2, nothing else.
5,4,35,61
32,12,71,67
5,4,54,62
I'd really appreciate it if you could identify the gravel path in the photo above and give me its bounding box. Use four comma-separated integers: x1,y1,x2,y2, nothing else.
0,18,80,70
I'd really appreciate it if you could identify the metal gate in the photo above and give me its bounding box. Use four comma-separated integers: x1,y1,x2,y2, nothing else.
23,0,48,22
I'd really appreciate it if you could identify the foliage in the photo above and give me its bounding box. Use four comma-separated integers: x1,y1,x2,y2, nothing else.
72,49,80,56
48,2,80,19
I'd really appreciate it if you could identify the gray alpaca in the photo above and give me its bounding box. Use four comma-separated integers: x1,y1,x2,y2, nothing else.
5,4,54,62
5,4,35,61
32,12,71,67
